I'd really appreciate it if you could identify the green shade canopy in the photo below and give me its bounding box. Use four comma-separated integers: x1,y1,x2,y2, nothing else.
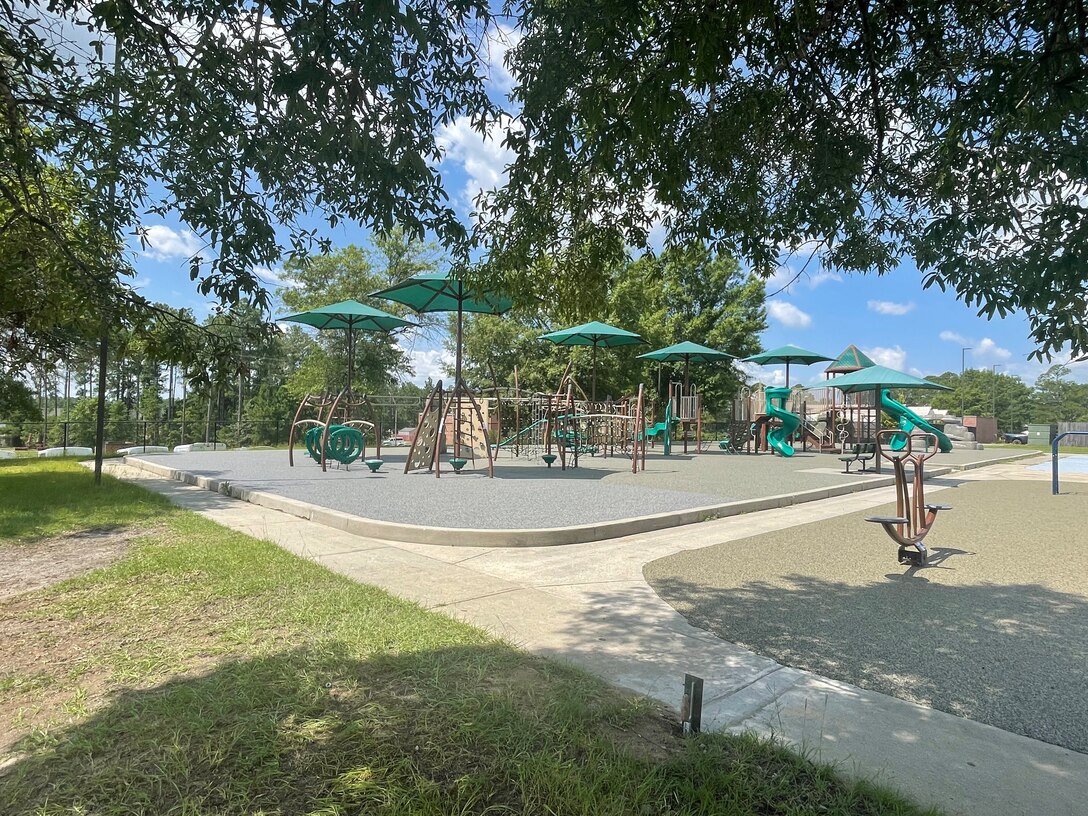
539,321,645,399
279,299,414,332
826,344,877,374
742,344,833,387
638,341,736,364
639,341,736,393
279,299,414,392
370,271,513,442
370,272,512,315
827,365,952,394
539,320,644,348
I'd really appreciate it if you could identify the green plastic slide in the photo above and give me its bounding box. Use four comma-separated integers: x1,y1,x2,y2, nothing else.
495,418,548,449
879,389,953,453
764,387,800,457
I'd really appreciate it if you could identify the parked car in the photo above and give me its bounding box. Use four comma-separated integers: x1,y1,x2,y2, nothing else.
1002,431,1028,444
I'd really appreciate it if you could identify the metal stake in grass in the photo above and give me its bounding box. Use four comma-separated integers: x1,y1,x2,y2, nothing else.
681,674,703,735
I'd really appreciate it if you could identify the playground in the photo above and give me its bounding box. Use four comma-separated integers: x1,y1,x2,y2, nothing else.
125,444,1027,539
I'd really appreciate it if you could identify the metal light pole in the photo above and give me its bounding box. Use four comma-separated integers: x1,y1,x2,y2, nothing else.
960,347,972,419
992,363,1002,419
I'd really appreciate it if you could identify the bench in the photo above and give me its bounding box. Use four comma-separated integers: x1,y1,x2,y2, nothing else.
839,442,876,473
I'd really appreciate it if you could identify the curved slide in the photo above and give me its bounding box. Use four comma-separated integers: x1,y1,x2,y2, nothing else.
880,389,953,453
764,387,801,457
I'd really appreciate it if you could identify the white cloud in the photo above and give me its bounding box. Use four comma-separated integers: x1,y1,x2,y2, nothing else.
862,345,907,370
141,225,203,260
939,330,970,345
399,344,453,386
254,266,288,288
868,299,915,316
766,262,842,295
766,301,812,328
484,24,521,93
738,361,786,386
436,114,517,213
975,337,1012,361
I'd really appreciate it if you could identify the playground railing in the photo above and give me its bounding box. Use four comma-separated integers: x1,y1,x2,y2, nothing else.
1051,431,1088,494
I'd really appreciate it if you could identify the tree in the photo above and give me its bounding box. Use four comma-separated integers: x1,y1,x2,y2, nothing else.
480,1,1088,360
278,244,428,394
1031,365,1088,423
2,0,497,320
913,370,1034,432
0,162,126,373
607,247,766,411
458,245,766,414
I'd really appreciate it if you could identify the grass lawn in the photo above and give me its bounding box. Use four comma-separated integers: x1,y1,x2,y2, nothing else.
0,460,939,815
988,442,1088,454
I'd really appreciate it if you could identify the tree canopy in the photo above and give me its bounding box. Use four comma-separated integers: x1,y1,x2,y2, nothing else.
1,0,496,320
459,246,765,412
5,0,1088,364
481,0,1088,360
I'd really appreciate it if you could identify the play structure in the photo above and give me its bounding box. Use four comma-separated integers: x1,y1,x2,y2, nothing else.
864,430,951,565
488,364,649,472
727,385,809,456
404,379,494,477
763,387,801,457
288,391,381,471
881,389,953,453
668,380,701,453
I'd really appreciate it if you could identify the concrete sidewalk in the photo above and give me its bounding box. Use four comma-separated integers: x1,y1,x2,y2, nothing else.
103,462,1086,816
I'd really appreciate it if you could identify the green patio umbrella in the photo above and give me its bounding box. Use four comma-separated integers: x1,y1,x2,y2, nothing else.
279,299,414,393
742,344,834,387
539,320,645,399
826,365,952,394
370,271,513,392
827,365,952,470
638,341,736,392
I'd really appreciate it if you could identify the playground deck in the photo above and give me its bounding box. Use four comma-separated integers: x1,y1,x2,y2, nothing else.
124,446,1030,544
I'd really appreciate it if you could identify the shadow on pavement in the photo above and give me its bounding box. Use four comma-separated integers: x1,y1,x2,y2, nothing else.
645,571,1088,753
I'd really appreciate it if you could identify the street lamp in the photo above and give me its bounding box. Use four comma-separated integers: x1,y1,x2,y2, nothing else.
992,363,1002,418
960,347,972,419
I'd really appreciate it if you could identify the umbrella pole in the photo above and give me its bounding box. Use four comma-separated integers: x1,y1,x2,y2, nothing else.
454,298,463,460
347,327,353,395
683,357,690,453
592,345,597,401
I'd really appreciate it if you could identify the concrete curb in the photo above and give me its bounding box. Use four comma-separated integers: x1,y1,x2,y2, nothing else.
122,455,922,547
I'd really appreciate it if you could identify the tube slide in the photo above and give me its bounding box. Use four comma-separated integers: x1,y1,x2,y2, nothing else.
764,387,801,457
880,389,953,453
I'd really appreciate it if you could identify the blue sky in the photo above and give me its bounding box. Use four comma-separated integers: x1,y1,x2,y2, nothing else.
119,21,1087,390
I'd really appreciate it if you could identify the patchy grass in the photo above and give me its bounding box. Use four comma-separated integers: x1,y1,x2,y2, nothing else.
0,459,171,542
989,442,1088,454
0,460,939,815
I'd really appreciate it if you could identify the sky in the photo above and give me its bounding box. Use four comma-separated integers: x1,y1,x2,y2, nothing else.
113,21,1087,391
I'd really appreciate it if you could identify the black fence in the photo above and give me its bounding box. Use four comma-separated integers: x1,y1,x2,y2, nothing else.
0,419,296,453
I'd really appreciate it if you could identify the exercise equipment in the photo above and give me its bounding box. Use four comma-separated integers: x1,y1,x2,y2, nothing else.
864,430,951,565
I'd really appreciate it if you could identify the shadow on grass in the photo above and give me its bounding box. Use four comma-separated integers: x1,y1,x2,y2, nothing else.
0,643,576,814
643,571,1088,753
0,643,930,816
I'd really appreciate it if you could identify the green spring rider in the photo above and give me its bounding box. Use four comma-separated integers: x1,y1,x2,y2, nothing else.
305,425,365,468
